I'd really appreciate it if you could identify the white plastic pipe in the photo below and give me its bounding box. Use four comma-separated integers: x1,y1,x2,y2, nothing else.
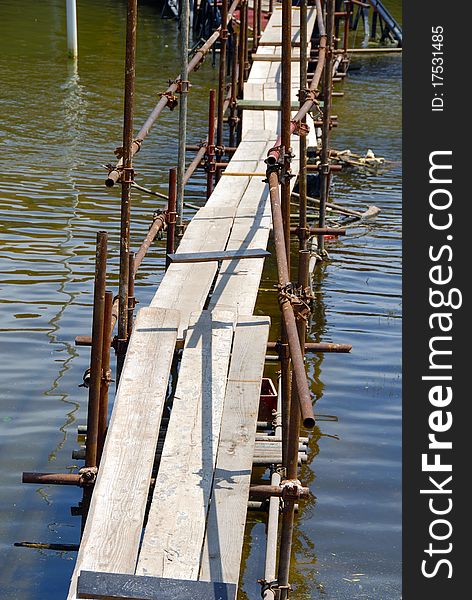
66,0,78,58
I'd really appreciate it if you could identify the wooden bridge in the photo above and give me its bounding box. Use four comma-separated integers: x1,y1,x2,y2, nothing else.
20,0,390,597
67,6,322,599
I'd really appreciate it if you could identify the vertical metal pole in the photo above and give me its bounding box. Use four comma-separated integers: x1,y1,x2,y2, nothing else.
253,0,259,53
280,0,293,475
238,2,247,98
97,290,113,463
85,231,108,469
262,471,281,600
192,0,199,33
334,0,341,49
281,0,292,272
206,89,216,199
344,0,351,54
177,0,190,228
299,0,308,253
66,0,78,59
216,0,229,183
243,0,250,80
166,168,177,269
318,0,335,255
229,32,239,148
127,253,135,340
277,252,310,600
117,0,138,381
256,0,262,48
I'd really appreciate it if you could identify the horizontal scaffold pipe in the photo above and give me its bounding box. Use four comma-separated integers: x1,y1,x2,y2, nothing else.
106,0,240,187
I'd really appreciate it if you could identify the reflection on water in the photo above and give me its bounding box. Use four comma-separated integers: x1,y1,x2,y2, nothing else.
0,0,401,598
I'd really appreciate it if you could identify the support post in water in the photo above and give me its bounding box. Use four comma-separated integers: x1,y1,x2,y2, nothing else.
277,251,311,600
166,168,177,270
177,0,190,229
298,0,308,253
206,89,216,199
280,0,293,471
97,290,113,463
281,0,293,270
319,0,335,255
81,231,108,530
229,32,239,148
127,252,135,340
66,0,78,58
117,0,138,381
85,232,108,470
216,0,229,184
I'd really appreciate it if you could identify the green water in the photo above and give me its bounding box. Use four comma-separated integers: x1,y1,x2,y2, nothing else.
0,1,401,598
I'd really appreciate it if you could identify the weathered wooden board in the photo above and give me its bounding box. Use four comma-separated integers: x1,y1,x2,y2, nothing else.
167,248,270,264
136,310,236,580
68,308,180,600
209,173,272,316
199,316,271,584
77,571,236,600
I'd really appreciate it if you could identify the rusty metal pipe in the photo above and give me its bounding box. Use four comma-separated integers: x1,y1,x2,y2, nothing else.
298,0,308,252
117,0,138,380
319,0,336,253
229,32,239,148
290,226,346,236
184,91,231,188
22,472,82,486
281,0,292,269
344,1,352,53
207,89,217,198
85,232,108,469
134,213,167,273
97,290,113,463
253,0,260,52
278,251,311,600
216,0,229,185
166,168,177,270
105,0,240,187
243,0,250,80
267,0,327,167
238,0,247,97
185,145,237,154
267,341,352,353
268,171,315,429
176,0,191,227
249,484,310,500
127,252,135,340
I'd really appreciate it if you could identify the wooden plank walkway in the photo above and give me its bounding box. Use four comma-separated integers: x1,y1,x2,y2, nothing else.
199,316,270,584
68,308,179,599
137,310,236,579
68,6,317,599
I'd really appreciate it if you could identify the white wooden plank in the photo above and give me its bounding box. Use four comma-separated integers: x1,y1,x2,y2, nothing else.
67,307,180,600
199,316,271,584
136,310,236,580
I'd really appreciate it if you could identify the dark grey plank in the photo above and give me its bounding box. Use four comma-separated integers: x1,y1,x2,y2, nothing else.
167,249,270,264
77,571,237,600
